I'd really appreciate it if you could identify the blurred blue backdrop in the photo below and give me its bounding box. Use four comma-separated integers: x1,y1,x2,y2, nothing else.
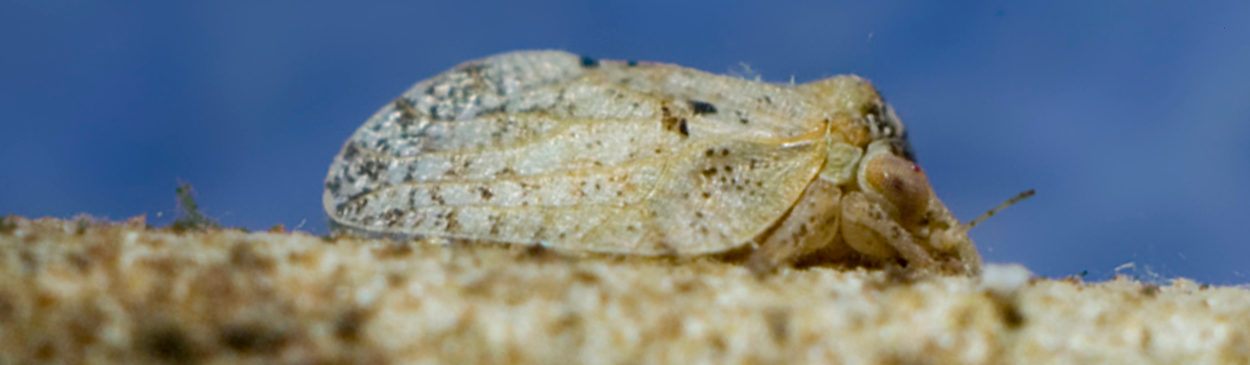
2,1,1247,284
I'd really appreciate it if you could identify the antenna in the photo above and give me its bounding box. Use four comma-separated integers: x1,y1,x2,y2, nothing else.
966,189,1035,229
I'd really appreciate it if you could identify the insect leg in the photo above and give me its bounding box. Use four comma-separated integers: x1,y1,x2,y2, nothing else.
746,178,845,276
840,192,937,268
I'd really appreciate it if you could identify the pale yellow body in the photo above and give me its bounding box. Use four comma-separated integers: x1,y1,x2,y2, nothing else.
324,50,981,274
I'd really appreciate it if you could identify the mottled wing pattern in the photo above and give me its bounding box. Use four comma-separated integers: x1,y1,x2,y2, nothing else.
324,50,828,254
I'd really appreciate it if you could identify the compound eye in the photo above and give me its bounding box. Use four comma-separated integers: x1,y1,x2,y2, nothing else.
863,152,933,224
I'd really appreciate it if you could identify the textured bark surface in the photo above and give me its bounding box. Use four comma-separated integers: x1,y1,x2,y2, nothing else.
2,215,1247,364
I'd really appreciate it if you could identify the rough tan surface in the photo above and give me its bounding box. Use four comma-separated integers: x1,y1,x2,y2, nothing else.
2,215,1248,364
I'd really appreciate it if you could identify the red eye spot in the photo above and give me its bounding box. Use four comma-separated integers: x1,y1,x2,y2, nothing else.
911,164,923,173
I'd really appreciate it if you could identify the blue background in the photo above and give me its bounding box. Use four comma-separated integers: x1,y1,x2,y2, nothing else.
3,2,1247,284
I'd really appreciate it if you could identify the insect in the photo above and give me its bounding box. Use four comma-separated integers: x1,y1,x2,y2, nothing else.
324,50,1028,275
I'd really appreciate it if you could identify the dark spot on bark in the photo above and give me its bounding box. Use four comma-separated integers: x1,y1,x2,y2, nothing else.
688,100,717,115
764,308,789,343
574,269,600,283
139,324,197,364
701,167,717,177
479,186,494,200
523,244,560,260
219,322,287,354
989,293,1025,328
0,291,13,322
75,218,88,235
678,119,689,136
0,215,15,234
335,308,369,342
580,55,599,68
378,241,413,257
229,244,274,272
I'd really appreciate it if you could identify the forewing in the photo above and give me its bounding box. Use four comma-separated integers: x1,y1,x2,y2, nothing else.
581,138,823,254
325,50,826,255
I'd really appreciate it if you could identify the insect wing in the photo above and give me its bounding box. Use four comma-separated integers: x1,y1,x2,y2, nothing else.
325,51,826,255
